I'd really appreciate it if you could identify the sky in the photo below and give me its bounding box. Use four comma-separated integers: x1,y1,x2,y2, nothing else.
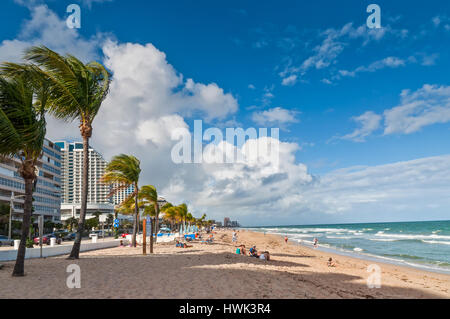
1,0,449,226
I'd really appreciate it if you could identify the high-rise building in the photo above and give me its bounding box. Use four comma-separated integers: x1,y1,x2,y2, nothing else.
224,217,231,227
0,138,62,222
112,184,135,205
55,141,114,220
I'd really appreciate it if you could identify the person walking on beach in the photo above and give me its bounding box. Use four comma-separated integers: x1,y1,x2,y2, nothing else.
313,238,318,248
284,236,288,244
232,231,237,243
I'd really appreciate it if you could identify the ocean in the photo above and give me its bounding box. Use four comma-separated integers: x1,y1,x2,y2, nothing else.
245,220,450,274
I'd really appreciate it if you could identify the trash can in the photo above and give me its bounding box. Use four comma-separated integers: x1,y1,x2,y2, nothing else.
50,237,56,246
14,240,20,250
91,234,98,243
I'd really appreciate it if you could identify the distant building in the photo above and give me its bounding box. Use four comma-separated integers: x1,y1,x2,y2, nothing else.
55,141,114,221
230,220,239,227
224,217,231,227
0,138,62,222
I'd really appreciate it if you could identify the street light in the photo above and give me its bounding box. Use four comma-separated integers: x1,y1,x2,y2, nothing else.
8,192,26,240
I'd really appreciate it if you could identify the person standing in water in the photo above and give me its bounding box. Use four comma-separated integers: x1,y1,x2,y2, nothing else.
313,238,318,248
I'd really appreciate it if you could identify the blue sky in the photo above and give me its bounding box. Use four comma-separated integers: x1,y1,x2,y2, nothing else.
1,0,449,225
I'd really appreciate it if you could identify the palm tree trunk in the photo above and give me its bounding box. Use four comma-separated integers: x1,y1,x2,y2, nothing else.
149,217,154,253
12,177,34,276
131,183,138,247
69,134,90,259
155,205,160,235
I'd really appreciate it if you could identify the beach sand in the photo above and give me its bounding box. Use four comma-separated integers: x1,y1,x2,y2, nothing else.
0,229,449,299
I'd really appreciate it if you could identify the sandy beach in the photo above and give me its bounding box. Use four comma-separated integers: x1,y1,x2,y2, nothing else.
0,229,449,299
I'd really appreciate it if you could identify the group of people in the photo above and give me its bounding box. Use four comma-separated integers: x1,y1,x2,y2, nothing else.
235,244,270,261
175,240,192,248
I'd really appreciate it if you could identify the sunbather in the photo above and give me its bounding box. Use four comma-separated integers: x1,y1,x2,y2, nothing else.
249,245,258,257
259,251,270,261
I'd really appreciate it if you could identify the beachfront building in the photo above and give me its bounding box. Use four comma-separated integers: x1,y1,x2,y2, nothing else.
55,141,114,221
224,217,231,227
0,138,62,223
112,184,135,205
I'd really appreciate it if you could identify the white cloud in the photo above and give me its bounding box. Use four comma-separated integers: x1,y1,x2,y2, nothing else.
337,56,406,79
280,22,408,85
252,107,299,126
0,4,105,63
338,84,450,142
340,111,382,142
281,74,297,86
384,84,450,135
296,155,450,222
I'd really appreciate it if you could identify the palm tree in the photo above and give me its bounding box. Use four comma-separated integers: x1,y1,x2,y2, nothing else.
176,203,188,231
0,67,49,276
101,154,141,247
139,185,160,234
24,46,111,259
161,204,177,231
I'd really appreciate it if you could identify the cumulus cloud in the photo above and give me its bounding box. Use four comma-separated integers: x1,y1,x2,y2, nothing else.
252,107,299,127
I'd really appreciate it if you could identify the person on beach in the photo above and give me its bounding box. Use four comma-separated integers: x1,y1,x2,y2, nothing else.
284,236,288,244
235,244,246,255
313,238,318,248
259,251,270,261
232,231,237,243
327,257,336,267
249,245,258,257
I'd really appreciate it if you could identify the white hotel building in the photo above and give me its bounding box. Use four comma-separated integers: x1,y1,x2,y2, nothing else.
0,138,62,223
55,141,115,220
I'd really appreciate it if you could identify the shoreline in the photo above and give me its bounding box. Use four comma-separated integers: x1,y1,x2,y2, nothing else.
244,228,450,276
0,228,449,298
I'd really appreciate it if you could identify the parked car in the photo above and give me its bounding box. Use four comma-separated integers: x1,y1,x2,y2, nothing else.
53,230,69,238
33,233,62,245
0,235,14,246
62,232,77,241
89,230,104,238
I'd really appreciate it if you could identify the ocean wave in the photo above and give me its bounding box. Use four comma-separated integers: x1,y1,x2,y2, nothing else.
326,236,352,239
369,238,398,242
375,233,450,240
422,240,450,245
353,247,363,252
383,253,424,260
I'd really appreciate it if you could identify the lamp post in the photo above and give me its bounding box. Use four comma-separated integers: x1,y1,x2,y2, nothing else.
8,192,26,240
